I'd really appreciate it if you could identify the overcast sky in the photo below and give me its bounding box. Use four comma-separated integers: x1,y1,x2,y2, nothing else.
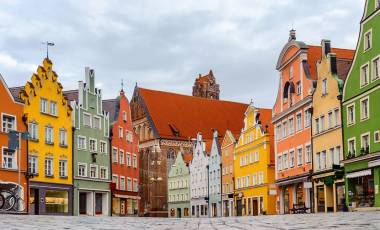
0,0,363,107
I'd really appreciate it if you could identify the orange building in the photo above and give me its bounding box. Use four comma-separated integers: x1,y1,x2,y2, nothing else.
0,75,28,212
272,30,354,214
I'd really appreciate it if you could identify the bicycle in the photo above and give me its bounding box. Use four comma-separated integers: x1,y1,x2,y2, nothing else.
0,184,25,212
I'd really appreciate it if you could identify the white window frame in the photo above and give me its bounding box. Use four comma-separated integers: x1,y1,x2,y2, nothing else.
322,78,328,96
133,179,138,192
132,154,137,168
297,146,303,166
59,128,67,146
2,147,17,169
364,29,372,52
83,112,92,127
78,135,87,150
126,153,131,166
50,101,57,116
127,177,132,191
360,62,370,87
89,138,98,152
304,108,311,128
45,126,54,144
40,98,48,114
1,113,16,133
120,176,126,190
100,166,108,179
346,103,356,126
100,141,107,154
289,149,295,168
59,160,67,177
89,164,98,178
361,132,371,151
78,162,87,177
360,96,370,121
112,147,118,163
305,143,312,163
28,122,39,140
92,116,101,130
119,126,123,138
296,112,302,132
44,157,53,176
119,150,125,164
112,174,119,189
288,116,294,136
372,55,380,81
28,155,38,174
347,137,356,156
374,131,380,143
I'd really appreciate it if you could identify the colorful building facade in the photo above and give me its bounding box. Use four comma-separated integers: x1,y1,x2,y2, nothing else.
69,67,111,216
103,89,140,216
208,130,222,217
221,130,236,217
342,0,380,210
168,152,191,218
190,133,209,218
234,104,276,216
19,58,73,215
312,40,354,213
0,75,28,212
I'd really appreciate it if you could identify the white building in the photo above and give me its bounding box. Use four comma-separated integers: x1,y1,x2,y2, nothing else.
190,133,209,218
208,130,222,217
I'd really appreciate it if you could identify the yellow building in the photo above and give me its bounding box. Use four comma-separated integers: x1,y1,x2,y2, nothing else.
233,103,276,216
19,58,73,215
311,41,354,213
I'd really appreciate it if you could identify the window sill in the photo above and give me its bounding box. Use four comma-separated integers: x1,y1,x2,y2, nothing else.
1,167,19,171
60,176,68,179
45,175,54,178
360,117,369,122
29,138,39,142
45,142,54,146
60,144,68,148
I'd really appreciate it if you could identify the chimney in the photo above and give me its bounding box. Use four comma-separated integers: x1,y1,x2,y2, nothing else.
289,29,296,41
330,53,337,75
321,39,331,57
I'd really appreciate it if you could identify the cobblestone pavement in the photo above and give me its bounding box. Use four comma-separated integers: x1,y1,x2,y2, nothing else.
0,212,380,230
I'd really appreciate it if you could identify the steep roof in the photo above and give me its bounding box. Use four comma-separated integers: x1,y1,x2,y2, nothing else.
336,59,354,82
137,87,248,140
8,86,24,103
307,46,355,80
63,90,79,102
102,98,119,123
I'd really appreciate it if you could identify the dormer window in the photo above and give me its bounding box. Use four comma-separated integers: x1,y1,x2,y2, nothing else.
364,29,372,52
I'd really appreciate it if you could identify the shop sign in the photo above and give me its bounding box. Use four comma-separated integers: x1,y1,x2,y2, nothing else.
303,182,312,189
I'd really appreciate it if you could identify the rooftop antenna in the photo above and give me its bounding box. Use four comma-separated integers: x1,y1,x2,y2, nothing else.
42,41,55,58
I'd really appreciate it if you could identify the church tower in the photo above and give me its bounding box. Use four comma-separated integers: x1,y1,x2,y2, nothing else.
192,70,220,100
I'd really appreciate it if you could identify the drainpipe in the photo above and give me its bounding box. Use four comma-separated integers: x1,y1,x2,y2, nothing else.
219,162,222,217
309,106,314,213
71,126,75,216
22,114,29,214
206,165,210,218
109,128,113,217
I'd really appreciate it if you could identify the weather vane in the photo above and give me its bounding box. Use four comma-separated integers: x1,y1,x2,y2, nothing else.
42,41,55,58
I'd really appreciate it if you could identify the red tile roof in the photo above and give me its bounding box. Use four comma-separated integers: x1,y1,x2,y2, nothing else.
307,46,355,79
138,87,248,140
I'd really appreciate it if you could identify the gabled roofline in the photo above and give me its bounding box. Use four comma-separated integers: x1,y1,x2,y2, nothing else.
0,74,24,106
276,40,308,70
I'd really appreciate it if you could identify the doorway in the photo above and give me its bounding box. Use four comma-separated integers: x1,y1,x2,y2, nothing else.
30,188,39,215
177,208,181,218
120,200,126,216
236,199,242,216
283,187,289,214
317,186,325,212
95,193,103,215
79,192,87,215
252,199,258,216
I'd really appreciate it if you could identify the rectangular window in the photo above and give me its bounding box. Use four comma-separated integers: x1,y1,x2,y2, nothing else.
133,179,138,192
334,146,341,165
276,125,282,140
127,178,132,191
132,154,137,168
93,117,101,130
59,160,67,177
2,114,16,133
78,136,86,150
321,151,326,169
282,121,287,138
316,152,321,170
306,144,312,163
29,122,39,140
120,177,125,190
348,138,356,156
329,148,335,168
126,153,131,166
83,113,92,127
89,139,97,152
347,104,355,125
112,148,118,163
250,152,254,163
277,155,282,171
246,175,250,187
112,175,119,189
296,81,301,95
122,111,127,122
100,141,107,154
28,156,38,174
2,148,16,169
375,131,380,143
100,167,107,179
361,133,370,150
328,111,333,129
322,78,327,95
90,165,98,178
288,117,294,135
334,108,340,126
119,127,123,138
253,174,257,186
373,57,380,80
78,163,87,177
297,147,303,166
361,64,369,86
119,150,125,164
254,152,259,162
320,115,325,132
40,98,48,113
59,129,67,146
304,109,311,128
315,118,320,134
45,158,53,176
364,30,372,51
289,150,295,167
360,97,369,120
283,153,288,169
45,126,54,144
296,113,302,132
50,101,57,116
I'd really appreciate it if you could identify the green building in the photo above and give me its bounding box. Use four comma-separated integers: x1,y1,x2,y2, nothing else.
168,152,191,218
66,67,111,216
342,0,380,210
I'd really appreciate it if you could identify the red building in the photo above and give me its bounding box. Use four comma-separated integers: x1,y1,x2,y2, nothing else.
0,75,28,212
103,89,140,216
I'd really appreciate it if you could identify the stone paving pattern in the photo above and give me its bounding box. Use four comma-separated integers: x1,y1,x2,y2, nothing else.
0,212,380,230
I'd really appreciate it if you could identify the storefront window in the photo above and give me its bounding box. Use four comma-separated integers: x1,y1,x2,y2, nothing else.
283,187,289,214
127,199,133,215
296,183,304,204
45,190,68,213
184,207,189,216
170,208,175,217
336,183,345,211
348,175,374,208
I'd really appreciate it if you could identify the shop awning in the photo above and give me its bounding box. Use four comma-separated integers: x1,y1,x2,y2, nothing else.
346,169,371,179
114,194,141,200
275,175,309,187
